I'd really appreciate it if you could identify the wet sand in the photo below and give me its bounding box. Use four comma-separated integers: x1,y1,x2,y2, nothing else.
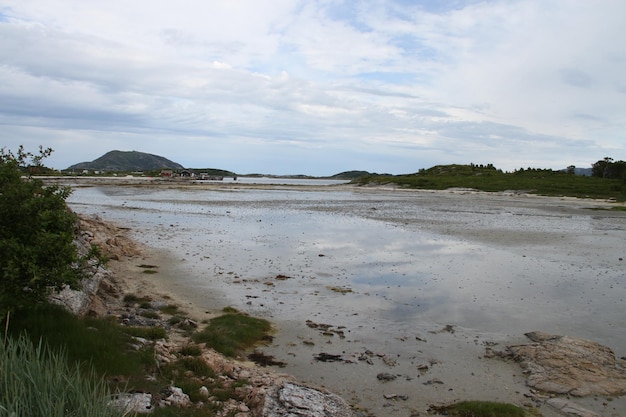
67,182,626,417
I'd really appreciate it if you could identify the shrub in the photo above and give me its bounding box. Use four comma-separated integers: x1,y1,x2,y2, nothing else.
0,146,101,315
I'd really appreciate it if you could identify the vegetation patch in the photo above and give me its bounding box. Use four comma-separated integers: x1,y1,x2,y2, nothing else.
248,350,287,367
179,344,203,356
124,325,167,341
159,304,180,315
429,400,535,417
0,335,121,417
140,310,161,319
5,304,151,377
192,309,272,357
354,163,626,201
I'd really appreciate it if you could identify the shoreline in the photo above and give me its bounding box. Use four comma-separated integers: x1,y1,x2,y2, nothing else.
74,185,626,417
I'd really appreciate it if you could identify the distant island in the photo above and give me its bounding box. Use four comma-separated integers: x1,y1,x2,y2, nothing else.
61,150,625,201
64,150,373,180
67,150,185,172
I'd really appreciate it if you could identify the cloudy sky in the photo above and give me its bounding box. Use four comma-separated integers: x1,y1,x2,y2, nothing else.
1,1,624,175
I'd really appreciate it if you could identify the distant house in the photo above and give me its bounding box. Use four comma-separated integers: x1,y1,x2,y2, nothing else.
161,169,173,177
180,170,193,178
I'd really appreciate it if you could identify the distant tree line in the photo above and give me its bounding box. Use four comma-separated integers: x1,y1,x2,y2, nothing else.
591,157,626,180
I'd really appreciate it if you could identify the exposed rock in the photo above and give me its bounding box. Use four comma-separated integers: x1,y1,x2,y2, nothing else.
49,266,110,316
50,214,141,316
505,331,626,396
78,214,142,260
261,382,358,417
546,398,601,417
199,386,210,400
109,392,153,414
377,372,397,382
158,386,191,408
314,352,344,362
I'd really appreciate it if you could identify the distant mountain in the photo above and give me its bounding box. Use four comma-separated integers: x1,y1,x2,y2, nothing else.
67,150,184,172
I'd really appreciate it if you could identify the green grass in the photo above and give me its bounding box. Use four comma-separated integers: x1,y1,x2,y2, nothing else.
160,304,180,315
179,344,203,356
140,310,161,319
1,302,255,417
431,400,534,417
355,164,626,201
192,309,272,357
5,304,151,376
0,334,123,417
124,325,168,341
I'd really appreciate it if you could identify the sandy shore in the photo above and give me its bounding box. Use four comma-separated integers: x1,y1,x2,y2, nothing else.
73,182,626,417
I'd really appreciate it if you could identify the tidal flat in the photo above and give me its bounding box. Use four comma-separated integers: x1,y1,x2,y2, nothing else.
67,182,626,416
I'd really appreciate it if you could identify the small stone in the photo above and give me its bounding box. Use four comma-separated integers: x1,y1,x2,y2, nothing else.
423,378,444,385
377,372,397,382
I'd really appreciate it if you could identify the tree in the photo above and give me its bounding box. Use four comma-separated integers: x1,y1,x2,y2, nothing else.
0,146,94,315
592,157,626,180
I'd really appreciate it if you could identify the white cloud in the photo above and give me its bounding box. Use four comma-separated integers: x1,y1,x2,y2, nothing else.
0,0,624,174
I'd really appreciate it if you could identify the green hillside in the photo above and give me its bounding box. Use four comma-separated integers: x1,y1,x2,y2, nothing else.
354,164,626,201
67,150,184,172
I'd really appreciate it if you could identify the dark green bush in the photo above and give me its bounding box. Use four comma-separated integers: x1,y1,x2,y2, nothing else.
0,146,101,314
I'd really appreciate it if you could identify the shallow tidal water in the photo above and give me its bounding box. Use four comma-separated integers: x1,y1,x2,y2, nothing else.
68,185,626,416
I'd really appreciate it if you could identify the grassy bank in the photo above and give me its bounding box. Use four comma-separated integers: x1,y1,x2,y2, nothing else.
354,165,626,201
1,303,272,417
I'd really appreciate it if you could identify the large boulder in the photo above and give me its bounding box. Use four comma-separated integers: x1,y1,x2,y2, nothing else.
261,382,358,417
507,331,626,396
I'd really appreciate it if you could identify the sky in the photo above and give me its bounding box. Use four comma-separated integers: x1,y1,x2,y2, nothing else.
0,0,625,176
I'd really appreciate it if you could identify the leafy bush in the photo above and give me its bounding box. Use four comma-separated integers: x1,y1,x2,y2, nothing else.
0,334,123,417
0,146,100,315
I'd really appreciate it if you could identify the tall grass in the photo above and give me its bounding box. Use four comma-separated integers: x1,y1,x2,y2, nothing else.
0,334,123,417
5,303,152,376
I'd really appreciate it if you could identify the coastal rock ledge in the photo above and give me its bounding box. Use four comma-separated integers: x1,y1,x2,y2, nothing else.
506,331,626,397
262,382,359,417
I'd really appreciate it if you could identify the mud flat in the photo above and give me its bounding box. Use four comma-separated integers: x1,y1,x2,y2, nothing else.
67,182,626,416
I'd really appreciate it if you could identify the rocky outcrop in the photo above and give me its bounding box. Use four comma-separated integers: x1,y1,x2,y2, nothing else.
261,382,358,417
77,214,142,261
545,398,601,417
506,331,626,397
50,214,139,316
